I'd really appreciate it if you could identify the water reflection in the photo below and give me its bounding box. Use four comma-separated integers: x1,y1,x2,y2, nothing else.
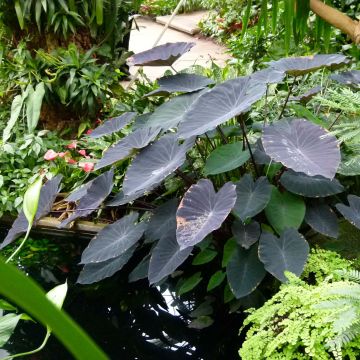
0,230,242,359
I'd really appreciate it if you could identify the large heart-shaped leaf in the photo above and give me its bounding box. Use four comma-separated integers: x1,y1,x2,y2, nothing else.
123,134,194,196
145,198,178,242
203,142,250,175
305,203,338,238
0,175,63,249
177,76,266,139
251,68,285,84
265,188,305,234
145,73,214,96
289,86,322,103
259,229,309,282
106,189,145,207
59,169,114,228
66,180,94,202
148,232,193,284
80,213,146,264
268,54,349,76
280,170,344,197
336,195,360,230
127,42,195,66
176,179,236,249
226,245,266,298
232,175,272,222
95,127,161,170
232,220,261,249
144,91,205,131
77,245,137,285
262,118,340,178
89,112,136,138
129,254,150,283
330,70,360,88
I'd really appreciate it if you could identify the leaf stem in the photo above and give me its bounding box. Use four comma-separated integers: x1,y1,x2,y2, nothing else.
238,116,259,177
216,126,228,144
6,225,31,264
2,328,51,360
205,133,216,150
175,169,194,186
278,77,296,120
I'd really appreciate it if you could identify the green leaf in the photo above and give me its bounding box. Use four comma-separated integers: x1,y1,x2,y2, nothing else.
0,313,22,346
203,142,250,175
0,300,16,311
23,176,42,226
0,260,108,359
290,104,326,127
178,272,202,296
95,0,103,25
265,187,305,234
26,83,45,134
192,248,217,265
222,237,237,268
207,271,226,291
46,282,68,310
3,94,24,143
14,0,24,29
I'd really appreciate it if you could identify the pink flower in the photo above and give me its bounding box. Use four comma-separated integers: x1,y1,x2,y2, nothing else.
78,149,87,157
67,158,77,165
79,162,94,173
44,150,58,161
86,129,93,135
67,141,77,149
58,152,68,158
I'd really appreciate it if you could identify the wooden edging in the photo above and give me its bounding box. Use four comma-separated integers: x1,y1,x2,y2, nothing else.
1,216,106,240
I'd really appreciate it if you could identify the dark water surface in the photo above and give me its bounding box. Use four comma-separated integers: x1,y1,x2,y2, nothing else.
0,228,244,360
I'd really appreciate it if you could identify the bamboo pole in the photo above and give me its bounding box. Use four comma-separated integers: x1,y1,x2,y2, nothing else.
310,0,360,44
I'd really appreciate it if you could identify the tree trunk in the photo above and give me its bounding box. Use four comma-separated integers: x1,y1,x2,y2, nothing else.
310,0,360,44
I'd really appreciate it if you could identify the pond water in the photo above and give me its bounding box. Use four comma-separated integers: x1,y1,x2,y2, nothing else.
0,228,244,360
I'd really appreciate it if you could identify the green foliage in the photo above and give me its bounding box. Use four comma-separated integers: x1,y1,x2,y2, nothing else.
140,0,205,16
240,266,360,360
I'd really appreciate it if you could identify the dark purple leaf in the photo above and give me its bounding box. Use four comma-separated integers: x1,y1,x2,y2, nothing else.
106,189,145,207
330,70,360,88
176,179,236,249
80,213,146,264
336,195,360,230
0,175,63,249
232,175,272,221
77,245,137,285
148,232,193,284
232,220,261,249
89,112,136,138
129,254,150,282
305,203,338,238
145,73,214,96
262,118,340,178
280,170,344,197
177,76,266,138
251,68,285,84
144,91,205,131
95,127,161,170
66,180,94,202
145,198,178,242
127,42,195,66
253,139,272,165
259,229,309,282
59,169,114,228
268,54,349,76
226,244,266,298
123,134,194,196
289,86,322,103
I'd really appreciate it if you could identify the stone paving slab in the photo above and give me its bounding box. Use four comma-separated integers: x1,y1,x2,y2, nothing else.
128,16,231,81
156,10,208,35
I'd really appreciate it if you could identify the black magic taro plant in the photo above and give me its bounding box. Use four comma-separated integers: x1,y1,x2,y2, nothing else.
3,43,360,317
